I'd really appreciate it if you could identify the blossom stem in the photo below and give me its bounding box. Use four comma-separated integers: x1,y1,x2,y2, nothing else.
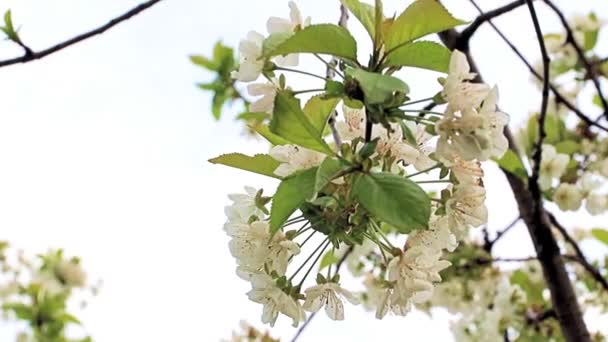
275,66,327,81
294,226,312,238
371,221,396,250
415,180,452,184
289,238,329,282
313,54,344,78
297,240,331,287
292,89,325,95
298,230,317,248
401,109,445,116
401,97,434,107
401,115,435,125
407,164,441,178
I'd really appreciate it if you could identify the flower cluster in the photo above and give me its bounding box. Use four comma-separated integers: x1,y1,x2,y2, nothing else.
0,241,96,342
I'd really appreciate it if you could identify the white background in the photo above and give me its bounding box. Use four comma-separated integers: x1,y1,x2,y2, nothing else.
0,0,606,341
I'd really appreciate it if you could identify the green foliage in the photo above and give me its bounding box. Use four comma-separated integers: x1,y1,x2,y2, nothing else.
271,91,334,154
341,0,376,40
319,249,339,269
208,153,282,179
314,157,348,193
554,140,580,155
384,41,451,73
264,24,358,61
591,228,608,246
303,96,341,135
270,168,317,233
346,68,409,105
0,10,20,42
384,0,466,52
252,124,290,146
351,172,430,233
191,41,238,119
511,269,546,306
494,150,528,180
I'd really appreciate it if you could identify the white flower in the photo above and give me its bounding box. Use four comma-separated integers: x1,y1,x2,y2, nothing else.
231,31,265,82
377,247,451,319
599,159,608,178
269,144,325,177
248,80,278,114
224,186,264,224
436,87,509,161
440,152,484,184
571,13,603,32
578,173,599,198
407,216,458,252
303,282,360,320
336,104,366,141
360,274,387,312
539,144,569,190
586,193,607,215
554,183,583,211
343,239,376,276
247,273,306,327
266,1,310,66
226,221,300,277
409,123,436,171
373,123,420,167
446,184,488,240
55,260,86,288
442,50,491,111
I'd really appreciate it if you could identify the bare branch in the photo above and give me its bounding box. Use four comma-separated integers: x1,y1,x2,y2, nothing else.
485,216,522,251
542,0,608,118
326,5,349,151
0,0,163,68
466,0,608,133
547,212,608,291
459,0,529,48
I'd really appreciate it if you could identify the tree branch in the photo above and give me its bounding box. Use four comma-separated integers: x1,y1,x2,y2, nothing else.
465,0,608,133
326,5,348,151
459,0,529,48
485,216,521,251
0,0,163,68
542,0,608,118
547,212,608,291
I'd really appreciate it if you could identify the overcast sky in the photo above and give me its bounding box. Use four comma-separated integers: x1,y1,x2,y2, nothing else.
0,0,606,341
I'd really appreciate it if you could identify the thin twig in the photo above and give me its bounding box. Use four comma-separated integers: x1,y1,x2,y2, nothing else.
485,216,522,251
459,0,529,47
542,0,608,117
547,212,608,291
467,0,608,133
0,0,163,68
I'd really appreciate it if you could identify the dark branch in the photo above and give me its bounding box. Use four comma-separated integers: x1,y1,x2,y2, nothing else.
542,0,608,118
0,0,163,68
466,0,608,133
547,212,608,291
459,0,528,48
485,216,521,251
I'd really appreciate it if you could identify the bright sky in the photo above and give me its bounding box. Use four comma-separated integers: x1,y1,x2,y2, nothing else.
0,0,606,341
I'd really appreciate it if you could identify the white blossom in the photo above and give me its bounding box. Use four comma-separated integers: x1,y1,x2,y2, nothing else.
247,273,306,327
224,186,264,224
302,282,360,320
440,152,484,184
554,183,583,211
586,193,607,215
442,50,491,111
55,260,86,288
336,104,366,141
446,184,488,240
266,1,310,66
539,144,569,190
269,144,325,177
231,31,265,82
407,216,458,252
373,123,420,167
248,80,278,114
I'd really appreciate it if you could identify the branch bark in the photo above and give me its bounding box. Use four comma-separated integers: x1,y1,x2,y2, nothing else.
0,0,163,68
439,10,591,341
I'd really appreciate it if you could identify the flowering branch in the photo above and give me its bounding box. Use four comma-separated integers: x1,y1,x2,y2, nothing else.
547,212,608,291
542,0,608,118
0,0,163,68
466,0,608,133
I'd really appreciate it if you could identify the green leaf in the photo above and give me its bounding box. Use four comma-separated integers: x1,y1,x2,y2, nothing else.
320,249,339,269
384,41,451,73
236,112,270,122
314,157,345,193
265,24,358,61
190,55,217,70
271,91,334,154
270,168,317,233
209,153,281,179
252,124,291,145
494,149,528,180
591,228,608,246
384,0,466,51
351,172,430,232
325,80,345,97
511,270,544,305
555,140,579,155
303,96,341,135
341,0,376,40
212,92,228,120
3,303,33,320
346,68,409,104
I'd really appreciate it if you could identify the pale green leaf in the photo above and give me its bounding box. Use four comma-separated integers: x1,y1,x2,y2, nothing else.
270,168,317,233
346,68,409,104
341,0,376,39
591,228,608,246
265,24,358,61
320,250,339,269
314,157,345,193
271,91,333,154
494,149,528,180
555,140,580,155
209,153,281,179
303,96,341,135
190,55,217,70
351,172,430,232
385,41,451,73
251,124,291,145
384,0,466,51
